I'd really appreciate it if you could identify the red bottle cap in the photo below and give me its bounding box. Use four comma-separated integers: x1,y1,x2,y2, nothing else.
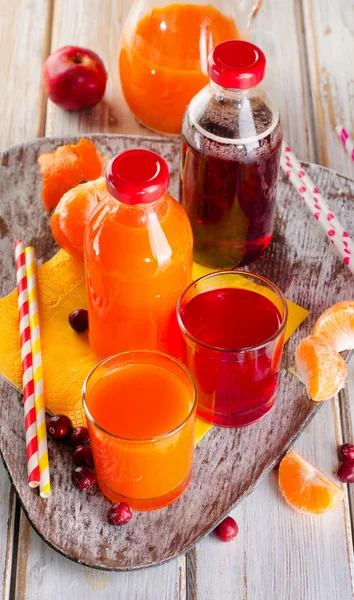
208,40,266,90
106,149,170,204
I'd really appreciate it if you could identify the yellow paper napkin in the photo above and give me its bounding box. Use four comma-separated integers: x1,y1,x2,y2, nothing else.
0,250,309,443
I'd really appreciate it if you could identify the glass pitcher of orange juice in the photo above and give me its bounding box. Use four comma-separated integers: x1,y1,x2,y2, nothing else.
119,0,262,135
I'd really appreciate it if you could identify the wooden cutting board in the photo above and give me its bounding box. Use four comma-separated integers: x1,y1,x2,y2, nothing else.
0,134,353,571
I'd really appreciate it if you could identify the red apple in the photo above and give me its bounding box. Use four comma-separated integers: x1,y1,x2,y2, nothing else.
43,46,107,110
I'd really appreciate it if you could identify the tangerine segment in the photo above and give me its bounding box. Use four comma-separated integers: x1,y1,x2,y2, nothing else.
38,138,102,212
279,449,344,514
50,178,107,259
295,335,346,401
313,301,354,352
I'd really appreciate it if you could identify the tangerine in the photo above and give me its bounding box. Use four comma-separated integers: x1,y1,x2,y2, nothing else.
313,300,354,352
50,178,107,259
295,335,346,401
279,449,344,514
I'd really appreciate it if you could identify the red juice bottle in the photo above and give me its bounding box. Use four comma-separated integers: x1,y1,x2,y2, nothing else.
181,40,283,268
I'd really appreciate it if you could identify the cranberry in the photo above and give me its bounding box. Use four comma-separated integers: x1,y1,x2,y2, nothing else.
73,445,94,469
339,443,354,462
70,426,90,447
69,309,88,332
107,502,132,526
213,517,239,542
46,414,72,440
338,460,354,484
72,466,96,491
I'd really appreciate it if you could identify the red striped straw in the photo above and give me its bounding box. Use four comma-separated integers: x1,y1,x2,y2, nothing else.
15,240,40,488
335,125,354,162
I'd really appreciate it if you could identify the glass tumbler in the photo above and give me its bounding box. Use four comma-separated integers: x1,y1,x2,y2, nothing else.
83,351,197,510
177,271,288,427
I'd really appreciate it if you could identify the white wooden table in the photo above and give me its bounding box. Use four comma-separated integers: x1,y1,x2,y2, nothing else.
1,1,354,598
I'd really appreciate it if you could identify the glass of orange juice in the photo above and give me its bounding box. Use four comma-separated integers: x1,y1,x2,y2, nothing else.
119,0,262,134
83,350,197,510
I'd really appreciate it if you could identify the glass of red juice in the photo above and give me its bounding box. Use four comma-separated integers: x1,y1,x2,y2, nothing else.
177,271,288,427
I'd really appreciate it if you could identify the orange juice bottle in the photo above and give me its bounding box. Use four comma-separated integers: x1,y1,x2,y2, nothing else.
119,3,240,134
83,351,196,510
84,149,193,359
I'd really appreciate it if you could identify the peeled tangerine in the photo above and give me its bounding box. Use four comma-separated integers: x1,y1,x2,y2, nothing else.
279,449,344,514
295,335,346,401
38,138,103,212
313,300,354,352
50,178,107,259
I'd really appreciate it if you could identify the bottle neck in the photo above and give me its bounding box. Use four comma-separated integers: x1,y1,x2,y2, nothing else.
105,192,169,228
210,81,262,100
186,80,280,146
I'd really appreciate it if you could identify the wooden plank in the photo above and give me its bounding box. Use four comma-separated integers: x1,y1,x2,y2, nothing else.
338,355,354,548
0,462,16,600
302,1,354,590
0,2,53,598
302,0,354,177
192,398,354,600
14,517,185,600
251,0,316,162
45,0,152,137
0,0,53,149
